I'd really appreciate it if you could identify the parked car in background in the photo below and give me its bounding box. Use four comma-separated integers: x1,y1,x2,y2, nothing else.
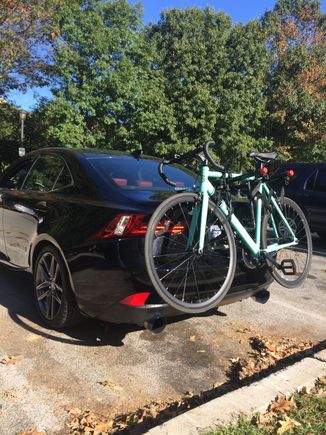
279,163,326,240
0,148,273,330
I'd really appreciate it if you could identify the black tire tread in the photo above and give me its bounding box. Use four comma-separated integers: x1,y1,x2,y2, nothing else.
261,197,312,288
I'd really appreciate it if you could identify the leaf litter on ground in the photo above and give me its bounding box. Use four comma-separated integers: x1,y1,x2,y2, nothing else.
66,335,320,434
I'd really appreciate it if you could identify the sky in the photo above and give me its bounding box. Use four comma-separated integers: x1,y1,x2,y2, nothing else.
7,0,325,110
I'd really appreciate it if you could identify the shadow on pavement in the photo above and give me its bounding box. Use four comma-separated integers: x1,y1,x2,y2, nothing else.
0,266,225,348
0,266,141,347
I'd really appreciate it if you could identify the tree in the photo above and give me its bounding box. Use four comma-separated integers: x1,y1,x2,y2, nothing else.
0,0,64,97
147,8,270,169
263,0,326,161
42,0,175,152
0,99,20,169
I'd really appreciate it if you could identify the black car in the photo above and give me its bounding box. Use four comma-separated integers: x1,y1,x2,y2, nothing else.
280,163,326,239
0,148,273,329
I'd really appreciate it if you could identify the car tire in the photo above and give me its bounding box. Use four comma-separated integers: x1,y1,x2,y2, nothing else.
33,245,83,329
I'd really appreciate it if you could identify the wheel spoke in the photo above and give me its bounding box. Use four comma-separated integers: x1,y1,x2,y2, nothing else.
54,284,64,293
37,289,50,301
50,255,56,278
46,294,52,317
40,258,51,281
52,291,61,304
36,281,50,291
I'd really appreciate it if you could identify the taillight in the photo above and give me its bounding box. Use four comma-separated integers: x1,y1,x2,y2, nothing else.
120,292,150,306
90,214,147,239
90,214,185,240
259,166,269,175
286,169,295,177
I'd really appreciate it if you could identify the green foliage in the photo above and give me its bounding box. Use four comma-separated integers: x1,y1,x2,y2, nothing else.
263,0,326,162
147,7,271,169
43,0,175,152
0,0,64,96
1,0,325,167
0,100,20,170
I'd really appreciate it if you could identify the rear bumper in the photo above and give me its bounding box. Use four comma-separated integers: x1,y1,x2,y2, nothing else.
68,236,274,324
97,282,271,324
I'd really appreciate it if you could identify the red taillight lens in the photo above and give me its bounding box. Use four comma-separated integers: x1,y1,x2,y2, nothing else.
286,169,295,177
120,292,150,306
91,214,147,239
259,166,269,175
91,214,186,240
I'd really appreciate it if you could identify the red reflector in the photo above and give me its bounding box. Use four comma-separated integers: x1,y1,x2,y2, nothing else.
120,292,150,306
259,166,269,175
286,169,295,177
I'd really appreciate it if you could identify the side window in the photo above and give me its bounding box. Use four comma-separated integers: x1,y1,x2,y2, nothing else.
23,155,73,192
0,160,34,190
314,169,326,193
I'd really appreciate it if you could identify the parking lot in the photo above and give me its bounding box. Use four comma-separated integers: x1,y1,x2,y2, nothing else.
0,237,325,434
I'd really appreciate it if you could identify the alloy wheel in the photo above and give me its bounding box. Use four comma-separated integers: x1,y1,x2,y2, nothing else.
35,252,63,320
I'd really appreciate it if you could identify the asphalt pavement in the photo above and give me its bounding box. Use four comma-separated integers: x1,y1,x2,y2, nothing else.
0,236,325,434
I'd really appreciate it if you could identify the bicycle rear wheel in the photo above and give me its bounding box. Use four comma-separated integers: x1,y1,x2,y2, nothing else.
144,192,236,313
262,197,312,288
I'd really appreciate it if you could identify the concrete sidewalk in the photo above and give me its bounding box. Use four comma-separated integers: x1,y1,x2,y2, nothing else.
147,350,326,435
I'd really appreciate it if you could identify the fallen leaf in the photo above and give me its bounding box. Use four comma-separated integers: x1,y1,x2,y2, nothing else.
277,416,301,434
257,412,273,428
3,389,18,399
0,355,16,365
265,342,277,352
197,349,205,353
270,395,295,414
98,380,123,391
93,421,113,434
189,335,196,342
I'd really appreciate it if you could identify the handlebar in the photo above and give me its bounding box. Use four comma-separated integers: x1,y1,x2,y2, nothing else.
158,141,225,187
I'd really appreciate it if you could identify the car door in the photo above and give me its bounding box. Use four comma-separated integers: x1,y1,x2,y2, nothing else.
0,158,35,264
303,168,326,233
2,154,73,268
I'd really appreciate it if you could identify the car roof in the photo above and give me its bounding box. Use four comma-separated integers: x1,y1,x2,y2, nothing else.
25,147,160,162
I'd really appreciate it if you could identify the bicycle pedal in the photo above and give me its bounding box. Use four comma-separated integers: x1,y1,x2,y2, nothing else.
280,259,296,275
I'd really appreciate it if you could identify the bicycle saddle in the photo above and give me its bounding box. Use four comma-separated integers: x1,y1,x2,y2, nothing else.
248,151,278,163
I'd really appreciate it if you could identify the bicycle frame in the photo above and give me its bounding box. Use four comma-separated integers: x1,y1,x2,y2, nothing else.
193,165,298,256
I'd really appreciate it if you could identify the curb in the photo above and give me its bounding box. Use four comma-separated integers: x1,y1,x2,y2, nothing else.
146,351,326,435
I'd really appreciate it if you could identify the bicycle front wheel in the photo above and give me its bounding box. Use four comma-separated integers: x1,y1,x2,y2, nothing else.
144,192,236,313
262,196,312,288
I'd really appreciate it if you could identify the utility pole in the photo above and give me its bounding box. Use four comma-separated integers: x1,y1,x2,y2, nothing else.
19,110,27,157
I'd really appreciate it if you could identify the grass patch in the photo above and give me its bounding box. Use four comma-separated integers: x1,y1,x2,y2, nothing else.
207,378,326,434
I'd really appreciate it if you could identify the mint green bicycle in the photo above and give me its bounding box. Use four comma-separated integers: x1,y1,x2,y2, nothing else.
144,141,312,313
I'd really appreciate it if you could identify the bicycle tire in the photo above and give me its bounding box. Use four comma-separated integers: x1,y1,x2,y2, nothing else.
144,192,237,313
261,196,312,288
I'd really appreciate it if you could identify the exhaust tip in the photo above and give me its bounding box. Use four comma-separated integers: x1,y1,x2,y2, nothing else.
144,314,166,334
253,289,270,304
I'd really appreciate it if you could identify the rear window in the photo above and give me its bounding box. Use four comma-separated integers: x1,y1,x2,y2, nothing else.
85,156,198,191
